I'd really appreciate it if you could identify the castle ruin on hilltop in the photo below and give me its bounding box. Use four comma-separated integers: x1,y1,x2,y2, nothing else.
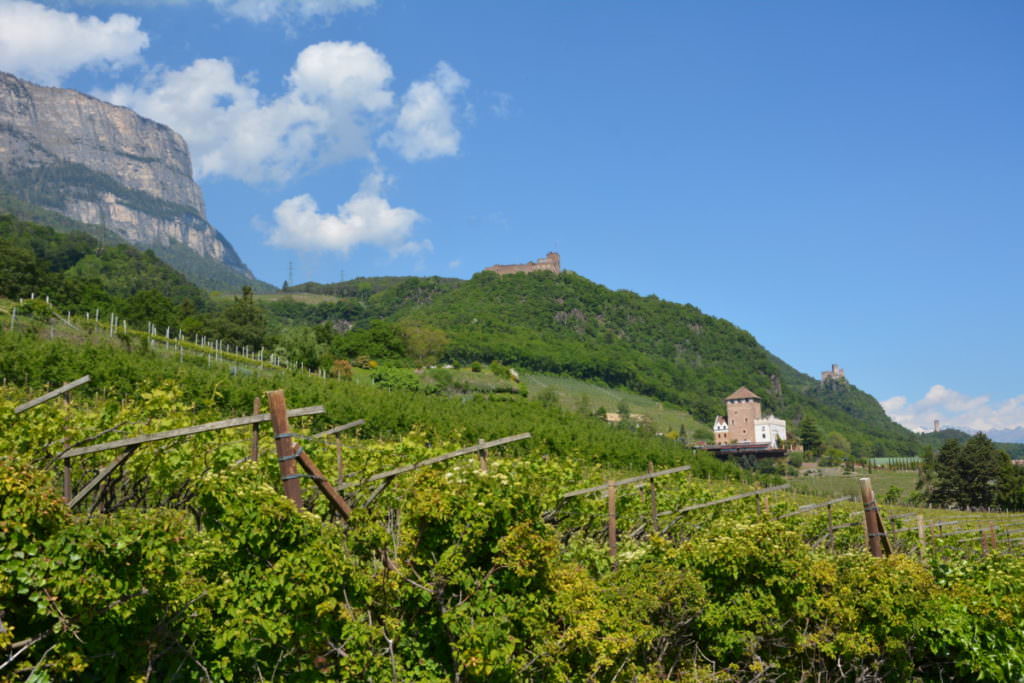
484,252,561,276
821,364,845,382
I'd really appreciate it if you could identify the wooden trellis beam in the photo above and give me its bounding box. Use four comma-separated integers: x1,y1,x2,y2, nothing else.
340,432,531,490
14,375,91,414
349,432,532,508
560,464,692,500
313,419,366,439
61,405,325,459
68,446,137,509
778,496,853,519
664,484,791,516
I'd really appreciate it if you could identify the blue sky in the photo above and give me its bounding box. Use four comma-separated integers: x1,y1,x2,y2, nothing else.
1,1,1022,434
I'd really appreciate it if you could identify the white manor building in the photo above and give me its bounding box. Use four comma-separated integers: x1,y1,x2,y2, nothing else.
754,415,787,447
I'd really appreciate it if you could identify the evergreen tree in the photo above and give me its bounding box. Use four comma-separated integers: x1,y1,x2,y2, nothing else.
926,434,1021,510
799,417,823,456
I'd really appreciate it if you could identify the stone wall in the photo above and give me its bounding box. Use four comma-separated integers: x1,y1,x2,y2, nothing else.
485,252,561,275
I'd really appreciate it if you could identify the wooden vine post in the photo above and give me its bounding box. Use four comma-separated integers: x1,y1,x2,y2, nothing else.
267,389,303,508
478,438,490,473
250,396,261,461
827,502,835,551
858,477,891,557
916,514,927,560
647,461,658,533
607,481,618,569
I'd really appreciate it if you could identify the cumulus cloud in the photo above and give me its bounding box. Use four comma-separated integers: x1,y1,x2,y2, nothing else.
0,1,148,85
267,172,429,256
381,61,469,161
882,385,1024,433
98,41,394,183
209,0,375,23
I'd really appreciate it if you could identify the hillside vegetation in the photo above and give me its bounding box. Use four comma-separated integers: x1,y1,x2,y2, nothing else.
290,271,919,457
0,187,275,292
3,325,1024,680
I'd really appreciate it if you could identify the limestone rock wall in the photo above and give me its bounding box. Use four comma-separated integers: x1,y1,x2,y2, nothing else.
0,71,251,276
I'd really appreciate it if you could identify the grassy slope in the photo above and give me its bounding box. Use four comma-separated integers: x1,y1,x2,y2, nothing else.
522,372,706,435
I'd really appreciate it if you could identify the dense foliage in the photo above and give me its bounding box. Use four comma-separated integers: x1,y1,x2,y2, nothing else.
3,366,1024,680
0,333,735,477
0,213,208,328
918,434,1024,510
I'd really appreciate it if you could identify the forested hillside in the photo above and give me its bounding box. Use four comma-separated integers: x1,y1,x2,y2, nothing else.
0,189,274,293
0,213,209,326
292,271,920,457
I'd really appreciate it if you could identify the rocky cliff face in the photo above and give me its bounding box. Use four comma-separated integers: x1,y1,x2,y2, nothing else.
0,71,254,280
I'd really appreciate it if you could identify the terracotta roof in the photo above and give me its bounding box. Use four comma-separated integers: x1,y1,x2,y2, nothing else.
725,386,760,401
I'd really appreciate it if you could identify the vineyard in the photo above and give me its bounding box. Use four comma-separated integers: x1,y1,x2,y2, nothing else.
3,309,1024,681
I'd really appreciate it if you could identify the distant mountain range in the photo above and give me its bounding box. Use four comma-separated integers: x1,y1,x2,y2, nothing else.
0,71,270,292
954,426,1024,444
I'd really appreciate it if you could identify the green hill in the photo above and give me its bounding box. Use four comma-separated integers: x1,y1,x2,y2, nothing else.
288,270,920,457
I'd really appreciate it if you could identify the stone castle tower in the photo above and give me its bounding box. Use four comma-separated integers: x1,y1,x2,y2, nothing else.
717,386,762,444
714,386,787,446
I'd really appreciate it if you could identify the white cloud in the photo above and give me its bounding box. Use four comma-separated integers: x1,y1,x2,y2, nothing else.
882,384,1024,433
209,0,375,23
0,1,148,85
381,61,469,161
267,172,428,256
98,41,394,183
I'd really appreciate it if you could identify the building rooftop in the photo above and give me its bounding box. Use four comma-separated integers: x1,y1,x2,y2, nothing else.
725,386,760,401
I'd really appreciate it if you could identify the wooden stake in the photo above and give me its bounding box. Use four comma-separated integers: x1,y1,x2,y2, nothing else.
827,503,835,551
477,438,490,473
267,390,303,509
336,440,345,489
648,461,658,533
250,397,261,461
293,445,352,520
858,477,890,557
63,460,72,502
916,514,927,560
607,481,618,568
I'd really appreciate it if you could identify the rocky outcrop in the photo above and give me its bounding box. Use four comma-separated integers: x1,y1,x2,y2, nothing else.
0,71,254,280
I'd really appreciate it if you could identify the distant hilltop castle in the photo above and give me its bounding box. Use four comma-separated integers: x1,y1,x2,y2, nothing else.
485,252,561,276
821,364,845,382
